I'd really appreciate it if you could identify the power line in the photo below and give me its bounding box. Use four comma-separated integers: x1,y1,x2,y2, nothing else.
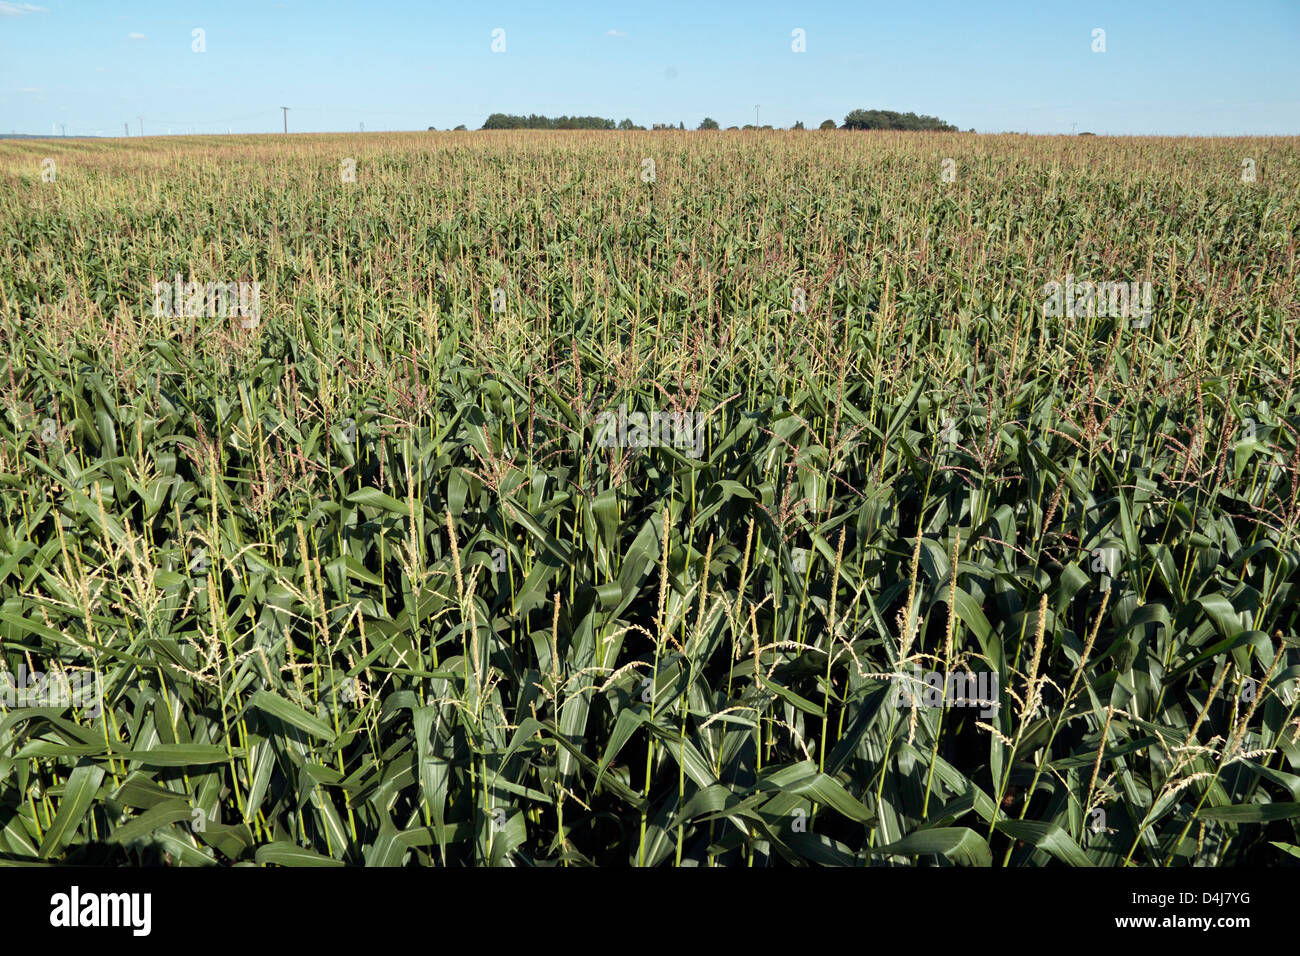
34,103,457,138
137,110,277,127
290,106,439,117
26,103,473,138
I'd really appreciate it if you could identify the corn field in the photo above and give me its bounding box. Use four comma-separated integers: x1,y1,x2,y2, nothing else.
1,130,1298,866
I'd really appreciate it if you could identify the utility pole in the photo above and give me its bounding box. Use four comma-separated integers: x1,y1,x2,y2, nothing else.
60,124,66,137
138,117,143,136
755,105,760,127
281,106,289,134
124,122,129,137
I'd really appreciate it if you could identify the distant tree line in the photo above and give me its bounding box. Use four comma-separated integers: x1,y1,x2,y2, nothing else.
841,109,957,131
480,113,617,130
472,109,958,132
479,114,697,130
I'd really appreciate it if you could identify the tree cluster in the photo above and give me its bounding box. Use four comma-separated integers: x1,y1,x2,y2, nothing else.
472,109,959,132
480,113,617,130
841,109,956,131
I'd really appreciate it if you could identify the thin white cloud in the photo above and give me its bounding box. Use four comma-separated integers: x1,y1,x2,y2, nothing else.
606,29,626,37
128,32,146,39
18,86,42,93
0,3,48,15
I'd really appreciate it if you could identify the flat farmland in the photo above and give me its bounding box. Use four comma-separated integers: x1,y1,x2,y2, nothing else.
0,130,1298,866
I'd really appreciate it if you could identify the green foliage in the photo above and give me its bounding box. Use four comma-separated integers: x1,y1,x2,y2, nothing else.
482,113,617,130
843,109,957,131
0,131,1297,867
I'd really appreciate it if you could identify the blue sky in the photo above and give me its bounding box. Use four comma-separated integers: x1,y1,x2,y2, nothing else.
1,0,1297,136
